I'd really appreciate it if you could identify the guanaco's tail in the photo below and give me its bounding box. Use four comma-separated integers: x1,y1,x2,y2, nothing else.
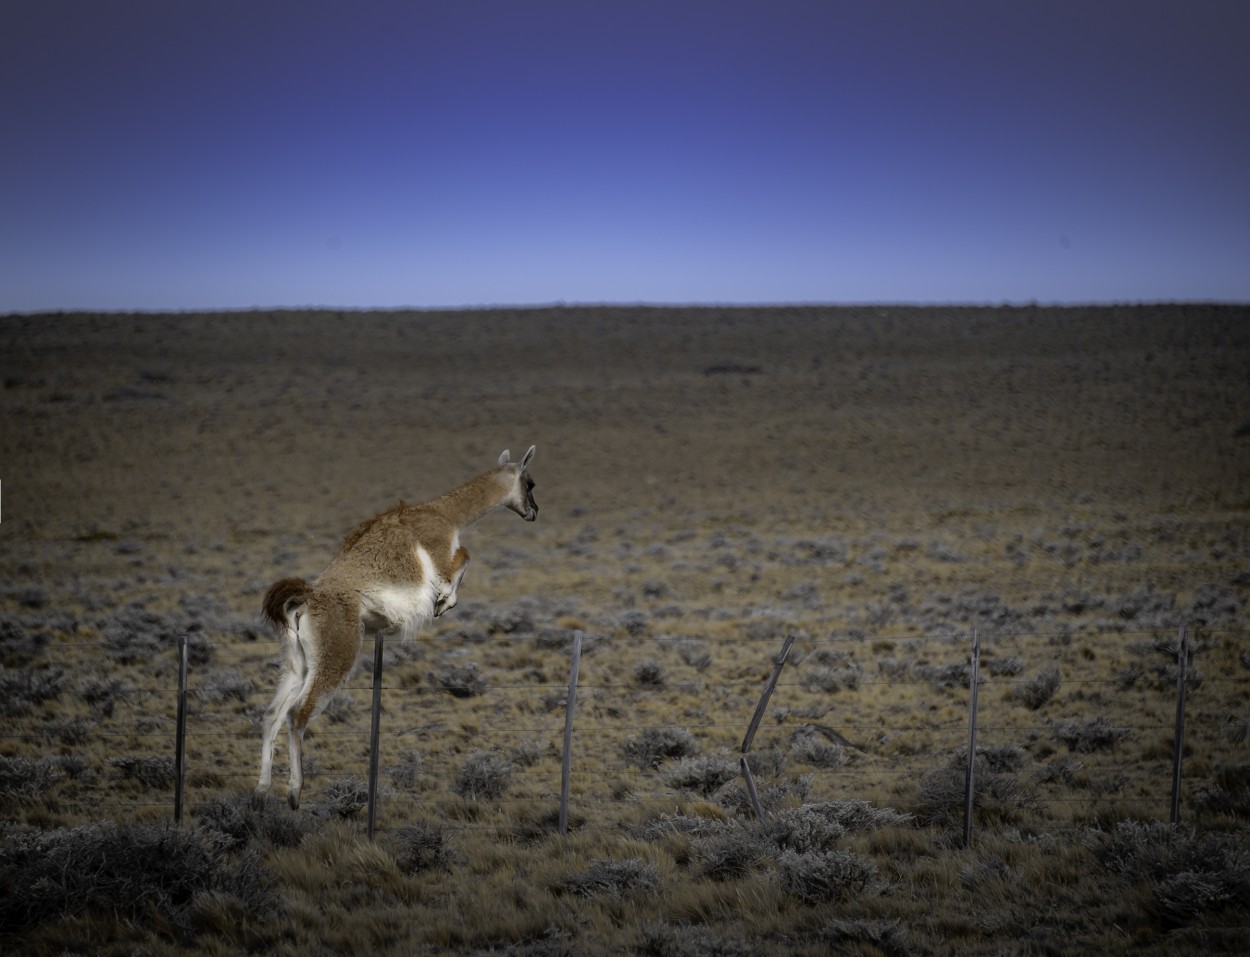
261,577,313,631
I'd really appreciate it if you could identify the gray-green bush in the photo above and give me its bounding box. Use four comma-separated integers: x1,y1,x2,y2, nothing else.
0,821,272,935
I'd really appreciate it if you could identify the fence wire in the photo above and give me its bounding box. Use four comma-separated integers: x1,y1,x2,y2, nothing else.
4,625,1245,844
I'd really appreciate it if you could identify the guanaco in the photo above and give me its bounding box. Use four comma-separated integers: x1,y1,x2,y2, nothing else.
253,446,538,809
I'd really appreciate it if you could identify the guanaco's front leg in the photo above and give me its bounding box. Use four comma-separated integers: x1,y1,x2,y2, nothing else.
434,546,470,617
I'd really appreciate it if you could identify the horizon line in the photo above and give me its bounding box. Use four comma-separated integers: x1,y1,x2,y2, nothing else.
5,297,1248,319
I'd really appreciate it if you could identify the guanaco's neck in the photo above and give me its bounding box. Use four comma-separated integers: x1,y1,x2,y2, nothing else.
424,468,511,528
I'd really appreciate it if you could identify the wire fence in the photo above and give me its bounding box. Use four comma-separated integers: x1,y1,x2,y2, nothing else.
5,622,1245,845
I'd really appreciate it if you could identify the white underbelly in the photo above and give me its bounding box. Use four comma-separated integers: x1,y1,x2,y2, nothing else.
359,546,439,639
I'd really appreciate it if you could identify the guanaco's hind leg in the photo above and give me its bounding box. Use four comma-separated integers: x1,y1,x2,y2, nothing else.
280,595,361,809
253,613,308,809
286,715,307,810
434,546,470,617
252,607,312,809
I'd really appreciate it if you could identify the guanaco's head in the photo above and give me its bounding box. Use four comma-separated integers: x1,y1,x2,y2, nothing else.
497,445,538,521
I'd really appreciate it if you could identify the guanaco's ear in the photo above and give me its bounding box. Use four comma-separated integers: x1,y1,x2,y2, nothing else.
498,450,511,466
519,445,536,470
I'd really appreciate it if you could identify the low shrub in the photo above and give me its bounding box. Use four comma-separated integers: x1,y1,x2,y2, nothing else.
0,616,50,665
1156,870,1238,923
109,755,176,789
454,751,511,800
388,748,423,790
637,922,752,957
0,756,66,800
768,806,846,853
690,829,767,881
78,675,134,717
916,751,1041,827
662,755,738,796
634,659,666,687
99,608,184,664
1092,821,1249,924
42,715,95,745
319,690,356,724
777,849,876,904
555,858,660,900
322,776,371,817
985,656,1024,676
0,666,66,716
800,664,861,693
428,662,487,697
194,668,254,704
194,794,315,850
624,726,699,769
0,820,273,935
821,917,909,956
1013,666,1060,709
790,733,847,769
914,662,970,689
1054,716,1133,752
390,822,453,873
676,639,712,671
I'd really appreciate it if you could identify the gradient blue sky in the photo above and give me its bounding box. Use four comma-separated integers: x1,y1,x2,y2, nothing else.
3,0,1248,312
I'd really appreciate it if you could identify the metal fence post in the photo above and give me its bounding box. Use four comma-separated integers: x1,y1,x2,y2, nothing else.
962,628,981,848
1170,624,1189,825
174,631,189,825
740,634,796,827
367,633,386,839
559,631,583,836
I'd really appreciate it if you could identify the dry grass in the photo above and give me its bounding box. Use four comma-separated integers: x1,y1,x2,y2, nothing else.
2,304,1248,954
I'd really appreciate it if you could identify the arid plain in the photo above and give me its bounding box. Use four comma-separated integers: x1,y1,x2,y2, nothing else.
1,305,1248,955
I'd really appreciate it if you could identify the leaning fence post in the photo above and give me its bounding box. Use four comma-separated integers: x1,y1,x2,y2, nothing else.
962,628,981,848
559,631,583,836
1170,624,1189,825
366,632,386,840
740,633,796,827
174,631,189,825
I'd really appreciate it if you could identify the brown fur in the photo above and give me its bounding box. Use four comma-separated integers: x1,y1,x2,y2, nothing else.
261,577,312,629
293,588,363,727
336,465,523,581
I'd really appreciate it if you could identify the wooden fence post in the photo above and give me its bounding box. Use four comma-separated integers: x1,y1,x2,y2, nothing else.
174,631,189,825
1170,624,1189,825
367,633,386,840
740,634,796,827
559,631,583,836
962,628,981,848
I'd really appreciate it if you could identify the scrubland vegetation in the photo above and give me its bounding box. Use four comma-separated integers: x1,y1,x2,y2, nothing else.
1,305,1247,954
